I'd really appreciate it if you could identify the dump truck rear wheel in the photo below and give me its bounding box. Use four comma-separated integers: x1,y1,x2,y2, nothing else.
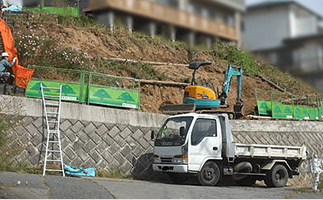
198,161,221,186
265,164,288,187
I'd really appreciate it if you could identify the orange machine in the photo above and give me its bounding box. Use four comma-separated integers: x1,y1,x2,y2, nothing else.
184,85,217,100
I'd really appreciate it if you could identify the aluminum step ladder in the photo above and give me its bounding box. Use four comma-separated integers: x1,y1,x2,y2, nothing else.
41,83,65,177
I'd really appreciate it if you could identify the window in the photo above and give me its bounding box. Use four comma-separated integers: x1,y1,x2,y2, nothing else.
222,12,235,26
155,117,193,146
206,8,216,19
191,119,216,145
155,0,178,8
188,2,203,16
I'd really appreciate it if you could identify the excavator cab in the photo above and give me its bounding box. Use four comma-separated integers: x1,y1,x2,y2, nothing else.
184,61,218,107
188,61,212,85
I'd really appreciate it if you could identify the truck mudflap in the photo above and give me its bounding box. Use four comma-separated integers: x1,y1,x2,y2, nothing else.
292,168,300,175
153,164,188,173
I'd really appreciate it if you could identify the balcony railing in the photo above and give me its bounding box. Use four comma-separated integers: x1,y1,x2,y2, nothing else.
86,0,238,41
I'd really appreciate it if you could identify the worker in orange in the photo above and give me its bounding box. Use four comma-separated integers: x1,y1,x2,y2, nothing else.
0,52,16,84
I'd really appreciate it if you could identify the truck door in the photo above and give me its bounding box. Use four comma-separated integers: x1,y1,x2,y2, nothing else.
188,118,222,171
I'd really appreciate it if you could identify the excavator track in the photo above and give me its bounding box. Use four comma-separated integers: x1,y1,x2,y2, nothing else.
160,103,196,115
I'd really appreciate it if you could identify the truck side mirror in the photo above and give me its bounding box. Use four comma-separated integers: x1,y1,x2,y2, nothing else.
151,130,155,141
179,127,185,137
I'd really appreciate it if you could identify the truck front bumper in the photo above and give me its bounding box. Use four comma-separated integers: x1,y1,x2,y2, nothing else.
152,164,188,173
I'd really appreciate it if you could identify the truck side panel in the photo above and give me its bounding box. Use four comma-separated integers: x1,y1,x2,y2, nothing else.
234,143,306,159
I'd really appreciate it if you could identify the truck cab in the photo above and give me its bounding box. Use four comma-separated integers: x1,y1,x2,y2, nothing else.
152,113,223,170
151,113,306,187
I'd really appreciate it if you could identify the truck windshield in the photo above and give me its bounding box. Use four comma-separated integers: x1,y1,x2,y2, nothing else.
155,116,193,146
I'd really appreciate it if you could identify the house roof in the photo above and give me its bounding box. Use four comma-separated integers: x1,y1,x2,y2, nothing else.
247,0,323,20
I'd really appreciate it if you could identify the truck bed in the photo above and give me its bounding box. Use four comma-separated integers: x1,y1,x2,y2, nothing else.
234,143,306,159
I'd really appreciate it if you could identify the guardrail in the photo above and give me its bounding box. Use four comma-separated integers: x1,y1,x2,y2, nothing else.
25,66,140,109
255,89,323,120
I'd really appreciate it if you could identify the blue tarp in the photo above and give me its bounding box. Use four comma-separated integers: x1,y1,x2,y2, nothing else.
4,7,22,11
64,165,96,177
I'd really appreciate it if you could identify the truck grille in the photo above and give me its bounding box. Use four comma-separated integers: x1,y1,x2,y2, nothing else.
160,157,172,163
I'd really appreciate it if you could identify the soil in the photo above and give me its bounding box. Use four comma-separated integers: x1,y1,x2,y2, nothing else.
33,22,316,116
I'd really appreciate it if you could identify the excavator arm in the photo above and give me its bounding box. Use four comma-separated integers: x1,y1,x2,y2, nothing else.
219,65,243,105
218,65,244,118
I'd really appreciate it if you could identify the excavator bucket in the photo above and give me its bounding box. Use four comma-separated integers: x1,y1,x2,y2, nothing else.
160,103,196,115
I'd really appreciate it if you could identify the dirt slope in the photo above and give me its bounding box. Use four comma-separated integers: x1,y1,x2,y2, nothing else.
22,16,318,116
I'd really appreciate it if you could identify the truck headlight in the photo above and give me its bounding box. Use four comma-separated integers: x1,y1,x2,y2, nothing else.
173,154,188,164
153,154,161,163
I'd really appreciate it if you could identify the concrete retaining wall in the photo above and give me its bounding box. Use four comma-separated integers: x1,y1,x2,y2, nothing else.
1,95,323,186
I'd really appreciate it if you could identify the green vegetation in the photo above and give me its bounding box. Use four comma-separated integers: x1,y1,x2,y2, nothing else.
210,42,259,76
14,21,89,70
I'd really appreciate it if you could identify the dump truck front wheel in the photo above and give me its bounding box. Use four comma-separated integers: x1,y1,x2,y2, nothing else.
198,161,221,186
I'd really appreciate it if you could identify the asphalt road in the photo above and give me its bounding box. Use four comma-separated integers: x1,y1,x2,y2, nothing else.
1,172,323,199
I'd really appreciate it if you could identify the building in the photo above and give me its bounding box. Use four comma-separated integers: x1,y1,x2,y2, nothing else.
82,0,245,48
242,1,323,93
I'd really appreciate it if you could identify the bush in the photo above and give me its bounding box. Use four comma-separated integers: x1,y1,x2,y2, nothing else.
13,14,89,70
210,42,259,76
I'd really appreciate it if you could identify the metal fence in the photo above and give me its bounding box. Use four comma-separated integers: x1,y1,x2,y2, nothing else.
25,65,140,109
255,89,323,120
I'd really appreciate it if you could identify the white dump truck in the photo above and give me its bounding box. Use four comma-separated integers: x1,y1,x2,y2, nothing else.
151,113,306,187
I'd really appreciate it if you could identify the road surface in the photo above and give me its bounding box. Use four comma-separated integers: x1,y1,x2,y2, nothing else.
0,172,322,199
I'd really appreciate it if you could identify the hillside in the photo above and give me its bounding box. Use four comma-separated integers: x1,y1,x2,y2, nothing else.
11,13,320,116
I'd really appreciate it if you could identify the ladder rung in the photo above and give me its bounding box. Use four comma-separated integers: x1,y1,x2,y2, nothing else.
45,169,64,172
48,121,58,123
48,130,59,134
46,103,59,107
48,150,61,153
46,159,62,162
44,95,60,98
48,141,60,143
46,112,59,115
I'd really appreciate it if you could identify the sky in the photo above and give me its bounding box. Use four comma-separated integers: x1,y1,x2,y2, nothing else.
245,0,323,17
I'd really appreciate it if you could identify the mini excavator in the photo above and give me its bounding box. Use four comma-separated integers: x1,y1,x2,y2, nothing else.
161,61,244,119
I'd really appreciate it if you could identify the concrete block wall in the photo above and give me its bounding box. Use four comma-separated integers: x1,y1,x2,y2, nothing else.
1,95,323,186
